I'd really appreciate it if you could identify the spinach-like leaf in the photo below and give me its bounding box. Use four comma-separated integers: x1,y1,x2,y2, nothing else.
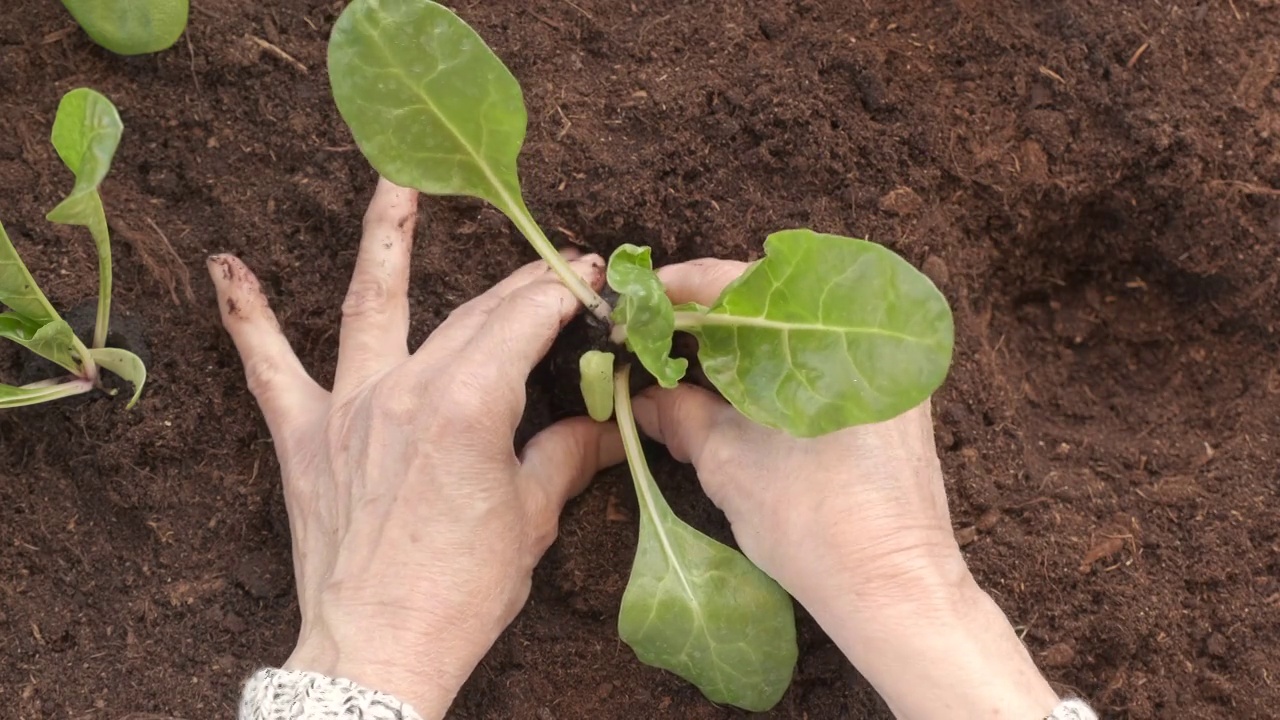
90,347,147,408
327,0,607,319
579,350,615,422
613,366,797,711
47,88,123,350
0,219,62,326
608,245,687,388
0,379,94,409
60,0,188,55
0,313,84,375
686,229,953,437
329,0,524,210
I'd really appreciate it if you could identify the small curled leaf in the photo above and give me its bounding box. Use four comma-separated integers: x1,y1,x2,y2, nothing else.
608,245,687,388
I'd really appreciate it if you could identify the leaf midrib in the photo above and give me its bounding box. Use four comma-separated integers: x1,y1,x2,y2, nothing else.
354,5,520,215
695,311,940,345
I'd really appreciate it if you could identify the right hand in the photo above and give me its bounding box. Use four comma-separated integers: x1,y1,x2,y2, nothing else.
631,258,968,625
632,259,1061,720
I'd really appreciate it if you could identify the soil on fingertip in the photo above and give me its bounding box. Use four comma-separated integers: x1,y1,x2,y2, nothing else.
2,2,1278,719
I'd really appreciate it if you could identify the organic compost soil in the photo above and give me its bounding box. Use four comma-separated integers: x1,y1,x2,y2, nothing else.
1,1,1278,718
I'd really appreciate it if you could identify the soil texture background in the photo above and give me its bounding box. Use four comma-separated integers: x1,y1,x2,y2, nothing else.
1,1,1278,718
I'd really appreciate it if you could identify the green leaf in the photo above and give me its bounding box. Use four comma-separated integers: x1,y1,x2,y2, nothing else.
614,366,797,711
327,0,609,319
90,347,147,408
328,0,526,214
608,245,688,388
687,229,953,436
60,0,189,55
0,219,61,325
47,88,121,226
579,350,615,422
0,379,94,409
0,313,84,375
46,87,122,350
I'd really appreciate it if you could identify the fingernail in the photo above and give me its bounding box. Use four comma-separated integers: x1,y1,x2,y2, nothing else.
558,246,583,260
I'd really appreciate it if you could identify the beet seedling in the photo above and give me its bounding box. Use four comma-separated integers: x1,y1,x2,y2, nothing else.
0,88,147,409
327,0,952,710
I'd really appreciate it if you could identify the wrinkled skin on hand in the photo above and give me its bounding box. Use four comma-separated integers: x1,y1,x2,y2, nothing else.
209,178,622,718
632,259,966,624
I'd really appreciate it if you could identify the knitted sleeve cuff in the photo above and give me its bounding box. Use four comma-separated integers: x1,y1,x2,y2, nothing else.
1049,698,1099,720
239,668,424,720
239,666,1098,720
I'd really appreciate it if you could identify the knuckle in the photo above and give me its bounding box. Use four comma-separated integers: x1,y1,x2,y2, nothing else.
370,380,419,424
341,276,397,319
243,355,286,399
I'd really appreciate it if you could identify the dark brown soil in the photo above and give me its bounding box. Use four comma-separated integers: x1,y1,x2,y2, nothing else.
2,1,1278,718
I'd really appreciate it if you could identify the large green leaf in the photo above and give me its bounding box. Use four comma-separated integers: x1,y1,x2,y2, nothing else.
0,379,94,408
608,245,688,388
46,87,122,350
327,0,608,318
90,347,146,408
60,0,188,55
328,0,526,213
0,219,61,325
614,367,796,711
0,313,84,375
689,229,953,437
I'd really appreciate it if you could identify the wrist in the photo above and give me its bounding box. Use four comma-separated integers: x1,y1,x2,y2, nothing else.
282,619,486,720
820,574,1060,720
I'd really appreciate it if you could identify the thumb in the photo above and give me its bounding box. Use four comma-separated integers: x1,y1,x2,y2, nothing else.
520,416,625,512
629,383,734,465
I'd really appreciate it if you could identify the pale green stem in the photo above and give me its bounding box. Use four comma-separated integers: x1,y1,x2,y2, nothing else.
0,377,94,408
613,365,673,518
88,200,111,349
71,334,98,382
507,197,612,323
673,311,706,332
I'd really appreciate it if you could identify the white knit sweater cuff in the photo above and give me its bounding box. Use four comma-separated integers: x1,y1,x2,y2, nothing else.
238,667,1097,720
239,668,423,720
1049,698,1098,719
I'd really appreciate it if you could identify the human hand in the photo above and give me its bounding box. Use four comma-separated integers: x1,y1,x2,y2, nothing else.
633,258,1059,720
209,179,621,719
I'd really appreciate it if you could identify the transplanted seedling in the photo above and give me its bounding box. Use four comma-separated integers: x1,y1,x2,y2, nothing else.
327,0,953,710
0,88,147,409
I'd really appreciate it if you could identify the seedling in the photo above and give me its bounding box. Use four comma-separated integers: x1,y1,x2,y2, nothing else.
61,0,189,56
328,0,952,709
0,88,147,409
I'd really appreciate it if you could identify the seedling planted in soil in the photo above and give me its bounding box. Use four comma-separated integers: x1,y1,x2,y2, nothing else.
0,88,147,409
328,0,953,709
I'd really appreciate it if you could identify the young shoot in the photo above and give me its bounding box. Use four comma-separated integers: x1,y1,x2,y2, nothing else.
328,0,954,708
0,88,147,409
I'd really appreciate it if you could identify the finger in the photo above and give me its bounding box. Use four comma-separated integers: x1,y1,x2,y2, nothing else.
462,257,605,391
416,250,590,362
629,383,736,465
208,255,326,437
656,258,750,307
334,178,419,397
521,416,625,507
520,416,625,548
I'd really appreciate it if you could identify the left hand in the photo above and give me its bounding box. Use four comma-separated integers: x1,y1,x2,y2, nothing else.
209,178,622,718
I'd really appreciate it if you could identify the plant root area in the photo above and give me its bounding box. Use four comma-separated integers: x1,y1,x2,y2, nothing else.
2,2,1278,718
